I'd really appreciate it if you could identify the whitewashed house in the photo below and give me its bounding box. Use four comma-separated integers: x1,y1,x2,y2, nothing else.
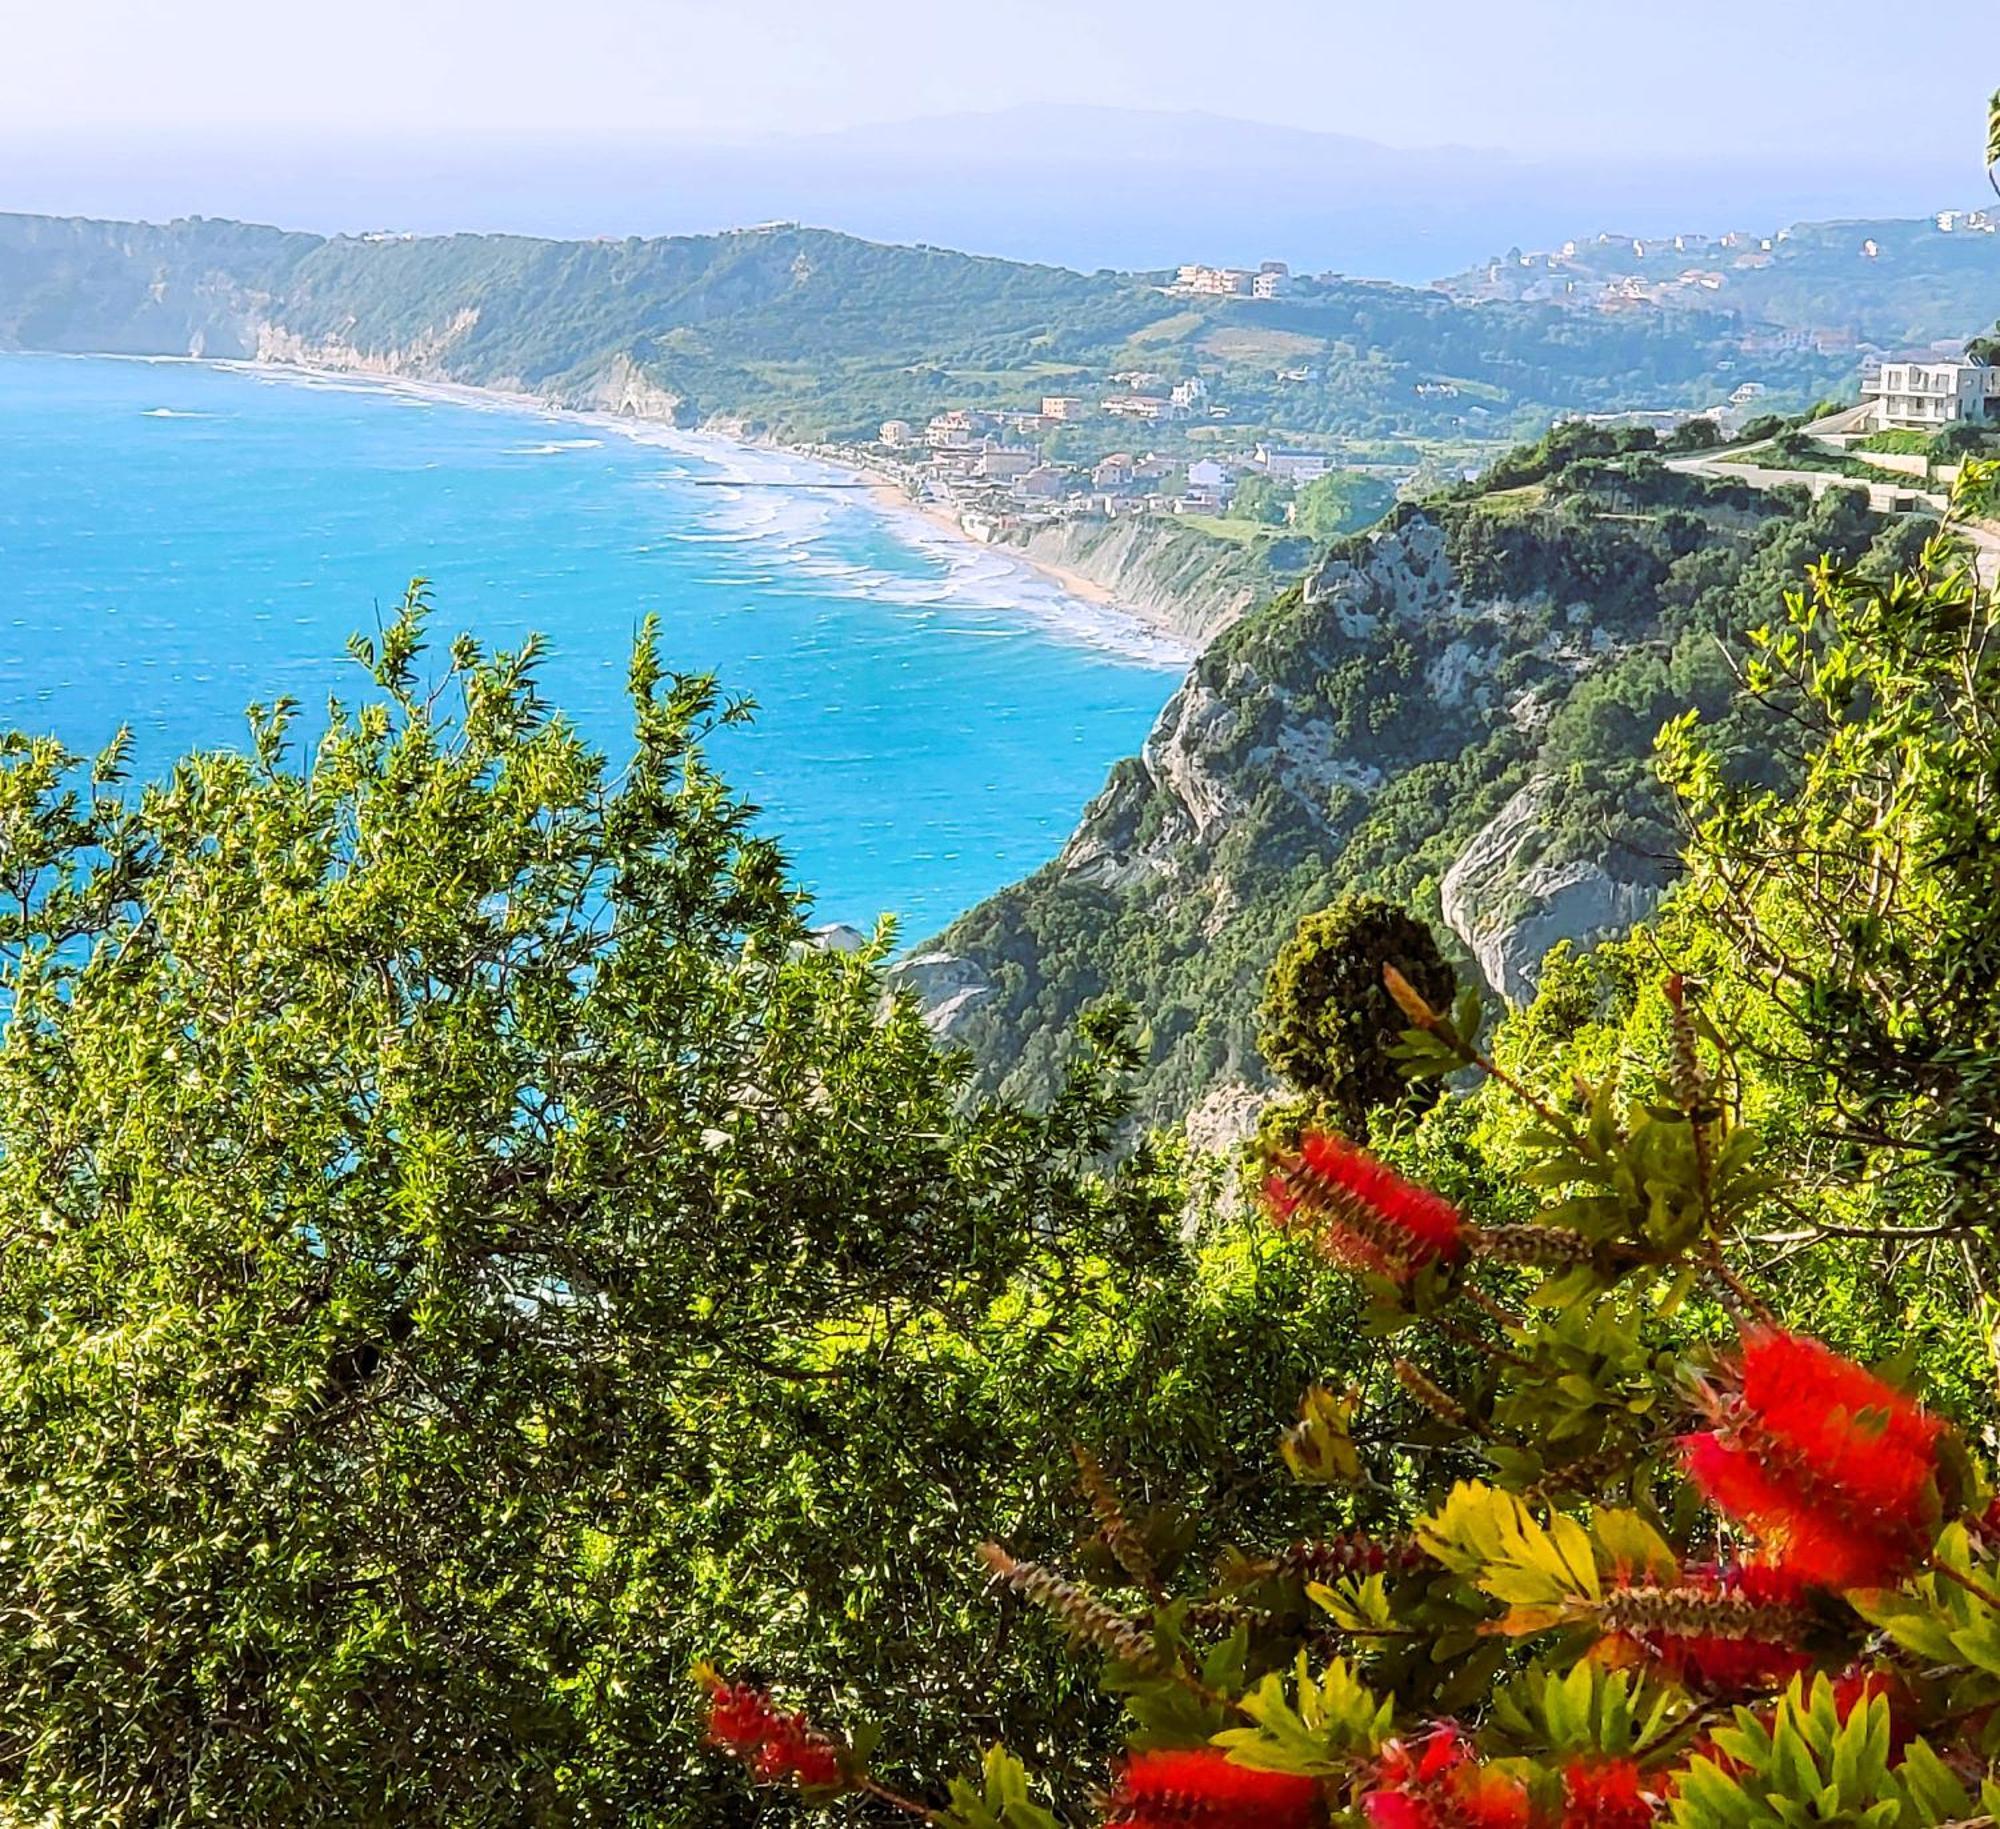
1863,357,2000,431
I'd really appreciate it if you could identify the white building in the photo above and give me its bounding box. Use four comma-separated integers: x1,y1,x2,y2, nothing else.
1256,445,1332,483
879,419,916,449
1863,357,2000,431
1173,264,1256,297
975,447,1038,482
1170,376,1209,411
1180,457,1234,510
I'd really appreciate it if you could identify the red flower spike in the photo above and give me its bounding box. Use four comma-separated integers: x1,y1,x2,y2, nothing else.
1105,1747,1322,1828
1683,1329,1946,1589
1360,1799,1431,1829
1265,1132,1466,1282
1357,1728,1532,1829
700,1676,847,1793
1607,1559,1815,1697
1563,1758,1655,1828
703,1680,784,1755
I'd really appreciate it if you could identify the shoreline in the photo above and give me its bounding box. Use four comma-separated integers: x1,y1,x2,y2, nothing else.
830,451,1147,626
176,353,1197,665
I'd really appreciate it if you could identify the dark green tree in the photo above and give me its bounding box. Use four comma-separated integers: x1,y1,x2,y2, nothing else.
1934,419,1991,459
0,589,1383,1824
1662,415,1723,452
1231,473,1296,526
1257,896,1456,1139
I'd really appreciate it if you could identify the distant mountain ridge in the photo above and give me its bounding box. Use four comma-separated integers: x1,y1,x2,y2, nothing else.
770,104,1502,175
1,106,1971,281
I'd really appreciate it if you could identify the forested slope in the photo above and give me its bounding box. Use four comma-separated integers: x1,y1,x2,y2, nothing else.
932,431,1932,1128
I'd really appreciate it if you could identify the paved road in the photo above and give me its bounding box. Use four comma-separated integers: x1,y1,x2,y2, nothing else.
1666,449,1998,587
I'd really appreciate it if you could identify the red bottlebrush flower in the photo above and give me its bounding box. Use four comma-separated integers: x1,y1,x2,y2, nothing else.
1829,1670,1917,1760
1358,1728,1531,1829
1264,1132,1465,1282
1683,1329,1946,1589
1104,1747,1322,1828
703,1679,784,1756
1604,1559,1816,1698
1563,1758,1655,1828
698,1674,846,1793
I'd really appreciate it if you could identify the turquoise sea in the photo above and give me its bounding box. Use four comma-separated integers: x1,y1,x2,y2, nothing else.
0,354,1183,936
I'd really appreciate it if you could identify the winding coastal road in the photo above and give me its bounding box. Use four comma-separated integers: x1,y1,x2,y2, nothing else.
1665,447,2000,587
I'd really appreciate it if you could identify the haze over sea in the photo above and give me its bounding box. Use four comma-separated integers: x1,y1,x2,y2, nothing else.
0,353,1183,936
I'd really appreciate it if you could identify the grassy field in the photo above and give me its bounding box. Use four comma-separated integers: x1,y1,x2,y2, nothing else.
1175,513,1289,545
1196,323,1329,362
1462,482,1551,519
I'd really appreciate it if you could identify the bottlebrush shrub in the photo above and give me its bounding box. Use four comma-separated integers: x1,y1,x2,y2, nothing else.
698,972,2000,1826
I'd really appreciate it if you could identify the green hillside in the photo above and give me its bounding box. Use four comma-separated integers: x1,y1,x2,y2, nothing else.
0,211,1854,447
931,428,1931,1124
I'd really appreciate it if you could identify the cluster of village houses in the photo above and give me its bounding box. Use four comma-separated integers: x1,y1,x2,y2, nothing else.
1452,212,2000,346
824,255,1352,540
850,345,2000,547
830,221,2000,547
861,388,1335,541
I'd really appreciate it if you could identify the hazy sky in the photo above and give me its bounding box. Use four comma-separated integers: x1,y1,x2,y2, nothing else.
8,0,1991,157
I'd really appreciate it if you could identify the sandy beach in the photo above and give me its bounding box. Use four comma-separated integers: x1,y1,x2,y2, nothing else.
839,458,1153,623
216,357,1195,663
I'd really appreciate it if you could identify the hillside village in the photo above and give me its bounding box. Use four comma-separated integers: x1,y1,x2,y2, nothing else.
826,310,1966,554
821,255,1376,544
795,214,2000,559
1442,206,2000,349
855,393,1340,538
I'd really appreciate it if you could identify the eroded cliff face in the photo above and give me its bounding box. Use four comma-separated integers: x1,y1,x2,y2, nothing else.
929,496,1709,1123
253,309,488,385
1002,518,1298,649
586,355,684,423
1038,516,1529,904
1439,779,1663,1005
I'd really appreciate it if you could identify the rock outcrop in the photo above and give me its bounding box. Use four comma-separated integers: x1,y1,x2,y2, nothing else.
589,354,683,424
1440,780,1663,1004
886,952,997,1039
254,309,484,383
1052,516,1476,898
1301,513,1455,629
1182,1080,1269,1156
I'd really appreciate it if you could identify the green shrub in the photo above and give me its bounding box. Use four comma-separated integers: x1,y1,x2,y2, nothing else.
1257,897,1456,1140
